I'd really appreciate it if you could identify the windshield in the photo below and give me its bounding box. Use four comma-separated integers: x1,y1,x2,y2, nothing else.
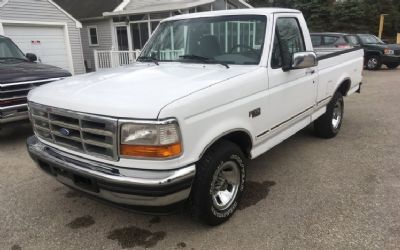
140,15,267,65
358,34,384,44
0,37,26,61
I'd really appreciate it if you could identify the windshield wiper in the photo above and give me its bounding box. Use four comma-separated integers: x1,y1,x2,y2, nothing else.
179,54,230,69
137,56,159,65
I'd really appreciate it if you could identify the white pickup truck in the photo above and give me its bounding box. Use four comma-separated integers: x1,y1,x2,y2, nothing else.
27,8,363,225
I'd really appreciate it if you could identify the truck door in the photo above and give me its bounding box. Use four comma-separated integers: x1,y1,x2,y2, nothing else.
265,14,317,135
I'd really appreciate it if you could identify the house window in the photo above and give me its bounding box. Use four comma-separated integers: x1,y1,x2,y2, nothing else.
88,27,98,46
151,21,160,33
197,4,212,12
150,12,170,19
116,26,129,51
131,23,149,50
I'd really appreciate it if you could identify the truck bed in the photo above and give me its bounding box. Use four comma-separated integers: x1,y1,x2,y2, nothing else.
316,47,364,103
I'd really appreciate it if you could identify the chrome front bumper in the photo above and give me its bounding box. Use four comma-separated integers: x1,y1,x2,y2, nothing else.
27,136,196,207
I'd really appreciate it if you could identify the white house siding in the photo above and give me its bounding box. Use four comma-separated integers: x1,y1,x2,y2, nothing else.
0,0,85,74
80,19,113,71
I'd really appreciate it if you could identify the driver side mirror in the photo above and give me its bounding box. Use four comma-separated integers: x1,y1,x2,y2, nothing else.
26,53,37,62
283,52,318,71
291,52,318,70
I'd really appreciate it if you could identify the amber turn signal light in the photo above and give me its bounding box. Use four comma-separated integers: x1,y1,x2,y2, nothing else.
120,143,182,158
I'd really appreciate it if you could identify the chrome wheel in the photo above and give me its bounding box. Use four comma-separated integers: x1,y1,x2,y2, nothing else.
367,58,378,69
332,99,343,130
211,161,241,211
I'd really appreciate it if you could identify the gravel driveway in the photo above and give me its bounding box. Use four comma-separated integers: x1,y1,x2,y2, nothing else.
1,69,399,250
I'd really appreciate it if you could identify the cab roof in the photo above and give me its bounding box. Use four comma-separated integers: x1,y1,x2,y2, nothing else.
164,8,300,22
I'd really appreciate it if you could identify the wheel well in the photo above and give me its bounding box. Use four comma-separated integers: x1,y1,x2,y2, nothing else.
365,51,381,57
337,79,351,97
203,131,253,159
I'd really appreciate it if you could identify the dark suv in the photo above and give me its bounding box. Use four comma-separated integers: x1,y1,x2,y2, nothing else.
311,32,400,70
352,34,400,70
0,35,71,126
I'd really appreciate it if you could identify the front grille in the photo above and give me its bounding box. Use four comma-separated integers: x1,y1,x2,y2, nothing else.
0,78,63,106
395,50,400,56
29,103,118,161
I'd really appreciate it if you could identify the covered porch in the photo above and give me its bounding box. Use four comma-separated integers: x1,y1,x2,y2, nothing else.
94,0,252,70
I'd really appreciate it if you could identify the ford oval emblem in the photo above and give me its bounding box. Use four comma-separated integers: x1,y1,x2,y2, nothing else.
59,128,71,137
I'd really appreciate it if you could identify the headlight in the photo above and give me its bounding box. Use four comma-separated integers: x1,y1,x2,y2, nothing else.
384,49,395,55
120,120,182,159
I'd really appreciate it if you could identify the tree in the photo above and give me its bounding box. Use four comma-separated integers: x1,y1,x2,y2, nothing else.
247,0,400,37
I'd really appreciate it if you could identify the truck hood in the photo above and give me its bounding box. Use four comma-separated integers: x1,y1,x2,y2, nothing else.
0,61,71,83
28,63,254,119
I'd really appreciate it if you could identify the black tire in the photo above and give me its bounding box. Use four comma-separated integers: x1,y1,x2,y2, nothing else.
386,63,399,69
365,55,382,70
190,140,246,226
314,92,344,139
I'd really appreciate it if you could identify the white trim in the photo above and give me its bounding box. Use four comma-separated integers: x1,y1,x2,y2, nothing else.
63,24,76,75
114,0,130,12
0,22,4,35
0,19,75,75
104,0,216,16
48,0,82,28
87,26,99,46
0,0,9,8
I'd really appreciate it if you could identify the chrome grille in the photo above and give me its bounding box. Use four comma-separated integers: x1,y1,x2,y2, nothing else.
29,103,118,160
0,78,63,107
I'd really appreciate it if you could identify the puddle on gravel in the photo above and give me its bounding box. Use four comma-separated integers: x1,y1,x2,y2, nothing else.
11,244,22,250
107,226,166,249
238,181,276,210
66,215,95,229
177,242,187,248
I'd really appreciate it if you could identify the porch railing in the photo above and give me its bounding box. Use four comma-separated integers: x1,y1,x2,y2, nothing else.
94,49,185,71
94,50,141,71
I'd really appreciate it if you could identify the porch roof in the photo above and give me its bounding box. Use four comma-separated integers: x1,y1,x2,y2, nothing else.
103,0,216,17
54,0,252,20
53,0,123,19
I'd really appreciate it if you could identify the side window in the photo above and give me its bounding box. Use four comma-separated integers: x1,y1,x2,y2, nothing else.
311,35,322,46
273,17,305,68
345,35,360,46
323,36,339,45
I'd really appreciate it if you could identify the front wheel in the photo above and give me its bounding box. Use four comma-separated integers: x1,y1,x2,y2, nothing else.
190,140,246,226
314,92,344,139
386,63,399,69
365,55,382,70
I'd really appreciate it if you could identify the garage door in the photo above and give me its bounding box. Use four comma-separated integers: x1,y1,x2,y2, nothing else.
3,25,70,71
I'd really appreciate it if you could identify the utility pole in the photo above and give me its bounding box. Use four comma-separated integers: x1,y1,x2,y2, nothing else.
378,14,388,39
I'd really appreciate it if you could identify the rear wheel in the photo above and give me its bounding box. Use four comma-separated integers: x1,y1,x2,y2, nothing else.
365,55,382,70
190,140,246,226
314,92,344,139
386,63,399,69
